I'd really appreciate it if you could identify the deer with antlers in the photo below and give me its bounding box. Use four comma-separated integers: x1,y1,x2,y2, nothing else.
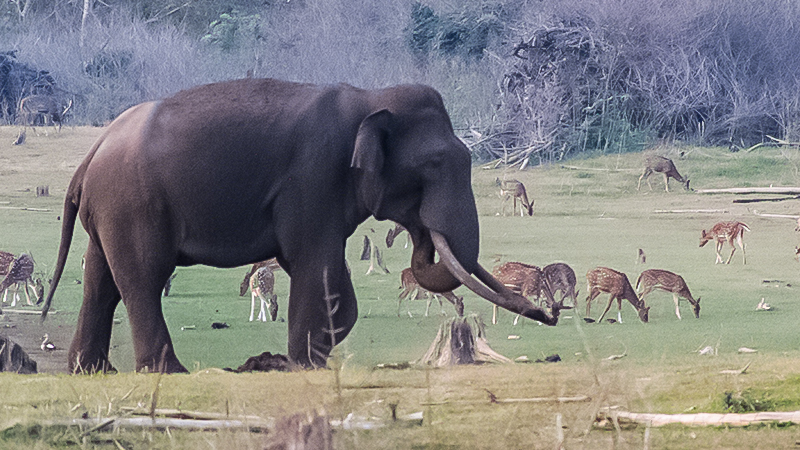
18,95,72,136
699,221,750,264
491,261,556,324
496,178,534,216
543,262,578,308
637,155,690,192
397,267,464,317
585,267,650,323
636,269,700,320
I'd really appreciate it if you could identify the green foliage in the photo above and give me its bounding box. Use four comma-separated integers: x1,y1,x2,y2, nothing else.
201,11,261,52
723,390,776,413
405,2,503,61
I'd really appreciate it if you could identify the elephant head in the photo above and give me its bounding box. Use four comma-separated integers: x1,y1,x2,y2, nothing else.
351,89,560,325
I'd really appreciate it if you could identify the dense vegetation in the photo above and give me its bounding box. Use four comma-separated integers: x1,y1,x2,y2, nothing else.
3,0,800,162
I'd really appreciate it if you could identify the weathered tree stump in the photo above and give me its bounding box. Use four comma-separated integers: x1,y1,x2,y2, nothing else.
418,315,511,367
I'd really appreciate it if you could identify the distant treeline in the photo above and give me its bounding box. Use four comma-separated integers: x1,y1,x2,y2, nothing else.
3,0,799,163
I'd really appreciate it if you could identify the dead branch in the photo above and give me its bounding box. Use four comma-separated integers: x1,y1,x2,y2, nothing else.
751,211,800,219
560,165,638,172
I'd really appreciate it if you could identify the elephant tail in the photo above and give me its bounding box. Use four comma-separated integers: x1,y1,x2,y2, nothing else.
40,181,80,321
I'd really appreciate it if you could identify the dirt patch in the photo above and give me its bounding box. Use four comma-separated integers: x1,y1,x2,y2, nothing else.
0,309,74,373
225,351,292,373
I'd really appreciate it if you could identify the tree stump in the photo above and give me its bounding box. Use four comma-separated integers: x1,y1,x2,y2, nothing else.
418,315,511,367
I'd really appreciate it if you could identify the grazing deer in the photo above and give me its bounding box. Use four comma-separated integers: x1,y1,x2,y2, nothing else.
496,178,534,216
239,258,282,296
0,253,38,307
249,265,278,322
699,221,750,264
492,261,556,324
18,95,72,135
0,250,14,275
543,262,578,308
637,155,690,192
585,267,650,323
635,269,700,320
398,267,464,317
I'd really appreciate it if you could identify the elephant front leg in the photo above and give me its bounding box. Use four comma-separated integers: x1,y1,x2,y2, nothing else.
286,261,357,368
69,243,121,374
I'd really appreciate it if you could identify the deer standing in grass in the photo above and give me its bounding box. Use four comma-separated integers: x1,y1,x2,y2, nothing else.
636,269,700,320
18,95,72,136
585,267,650,323
496,178,534,216
398,267,464,317
543,262,578,308
492,262,556,324
0,253,38,307
699,221,750,264
249,265,278,322
239,258,282,296
637,155,690,192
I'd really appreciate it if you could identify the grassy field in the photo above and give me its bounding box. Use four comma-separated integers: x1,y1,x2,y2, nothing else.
2,127,800,448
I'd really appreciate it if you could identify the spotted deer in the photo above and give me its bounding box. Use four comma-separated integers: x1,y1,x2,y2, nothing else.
239,258,282,296
543,262,578,308
496,178,534,216
699,221,750,264
18,95,72,135
585,267,650,323
635,269,700,320
492,261,556,324
637,155,690,192
0,253,38,307
0,250,14,275
249,265,278,322
398,267,464,317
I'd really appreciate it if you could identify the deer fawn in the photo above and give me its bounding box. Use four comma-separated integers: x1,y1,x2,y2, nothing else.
585,267,650,323
543,262,578,308
491,261,556,324
398,267,464,317
637,155,690,192
496,178,534,216
636,269,700,320
249,265,278,322
699,221,749,264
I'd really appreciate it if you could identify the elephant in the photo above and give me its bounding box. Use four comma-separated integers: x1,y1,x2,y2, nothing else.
42,78,561,374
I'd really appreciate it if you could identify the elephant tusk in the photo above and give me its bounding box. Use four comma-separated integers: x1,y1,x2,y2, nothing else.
430,231,559,326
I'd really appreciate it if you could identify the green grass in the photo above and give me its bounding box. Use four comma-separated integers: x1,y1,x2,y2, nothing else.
2,129,800,448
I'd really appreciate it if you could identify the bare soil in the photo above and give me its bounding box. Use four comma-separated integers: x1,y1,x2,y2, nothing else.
0,308,74,373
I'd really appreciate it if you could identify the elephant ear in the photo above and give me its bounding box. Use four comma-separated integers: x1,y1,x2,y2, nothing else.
351,109,391,213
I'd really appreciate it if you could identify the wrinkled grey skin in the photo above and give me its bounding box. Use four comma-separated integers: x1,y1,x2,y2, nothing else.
43,78,555,374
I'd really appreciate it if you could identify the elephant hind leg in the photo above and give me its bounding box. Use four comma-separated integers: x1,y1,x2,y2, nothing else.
69,242,121,374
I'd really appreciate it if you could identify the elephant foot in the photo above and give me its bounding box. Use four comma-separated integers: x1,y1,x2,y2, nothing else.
135,352,188,374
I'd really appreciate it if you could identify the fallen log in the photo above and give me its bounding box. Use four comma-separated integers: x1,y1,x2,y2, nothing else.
420,395,590,406
751,211,800,219
596,408,800,428
695,187,800,195
560,165,637,172
652,209,729,214
733,195,800,203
